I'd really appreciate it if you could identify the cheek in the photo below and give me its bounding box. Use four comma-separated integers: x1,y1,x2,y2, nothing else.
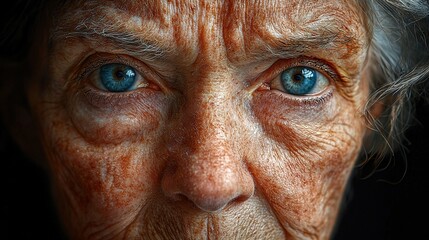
249,90,366,234
66,89,167,145
252,89,364,165
37,103,165,233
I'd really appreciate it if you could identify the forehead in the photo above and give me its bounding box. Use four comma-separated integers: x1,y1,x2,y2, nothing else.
103,0,361,21
53,0,367,68
59,0,364,35
56,0,365,37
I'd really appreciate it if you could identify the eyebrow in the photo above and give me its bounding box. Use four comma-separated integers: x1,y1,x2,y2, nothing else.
51,19,167,61
275,34,355,57
250,26,365,63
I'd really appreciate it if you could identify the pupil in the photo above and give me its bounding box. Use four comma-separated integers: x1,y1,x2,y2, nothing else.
114,69,124,80
293,74,304,82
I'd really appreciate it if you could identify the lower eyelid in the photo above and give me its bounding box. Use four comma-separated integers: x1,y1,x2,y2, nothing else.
259,86,335,108
78,85,161,109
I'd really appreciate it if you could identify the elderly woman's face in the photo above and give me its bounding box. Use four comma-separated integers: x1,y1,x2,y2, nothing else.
27,0,370,239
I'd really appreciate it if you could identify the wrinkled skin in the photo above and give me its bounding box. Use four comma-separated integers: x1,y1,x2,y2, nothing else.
24,0,371,239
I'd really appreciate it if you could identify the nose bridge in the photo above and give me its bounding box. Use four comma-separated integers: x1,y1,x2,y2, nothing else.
162,69,254,212
178,67,237,154
176,71,237,171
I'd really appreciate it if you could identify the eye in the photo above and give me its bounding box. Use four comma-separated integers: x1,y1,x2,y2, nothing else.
271,66,329,95
95,63,147,92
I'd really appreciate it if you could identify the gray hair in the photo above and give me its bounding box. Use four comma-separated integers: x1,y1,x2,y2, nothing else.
357,0,429,169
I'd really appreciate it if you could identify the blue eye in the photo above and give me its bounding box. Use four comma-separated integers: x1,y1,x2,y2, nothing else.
99,63,137,92
278,67,328,95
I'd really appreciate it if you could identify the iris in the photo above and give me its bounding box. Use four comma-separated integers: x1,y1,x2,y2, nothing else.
280,67,318,95
99,63,137,92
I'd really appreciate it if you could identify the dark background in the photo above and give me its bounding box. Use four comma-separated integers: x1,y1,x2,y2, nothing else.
334,97,429,240
1,99,429,240
1,1,428,239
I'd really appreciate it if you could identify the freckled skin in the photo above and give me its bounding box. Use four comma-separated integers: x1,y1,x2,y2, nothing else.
27,0,370,239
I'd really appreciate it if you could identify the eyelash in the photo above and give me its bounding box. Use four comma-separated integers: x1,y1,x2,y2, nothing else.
264,58,337,84
68,53,166,108
73,54,337,108
256,57,338,96
73,53,157,90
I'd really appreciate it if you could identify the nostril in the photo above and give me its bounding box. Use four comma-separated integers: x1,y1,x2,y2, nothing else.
194,193,254,212
166,192,189,202
169,183,253,213
182,190,245,212
161,154,255,213
162,175,249,212
193,198,230,212
162,187,234,212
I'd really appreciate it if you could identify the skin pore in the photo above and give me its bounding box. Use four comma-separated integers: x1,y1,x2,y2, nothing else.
25,0,370,239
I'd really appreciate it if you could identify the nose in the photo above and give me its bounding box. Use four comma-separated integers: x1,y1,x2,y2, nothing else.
161,91,254,212
162,152,254,212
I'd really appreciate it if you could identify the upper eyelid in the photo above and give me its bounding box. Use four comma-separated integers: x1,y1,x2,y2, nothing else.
74,53,152,83
271,58,338,82
72,52,173,93
248,57,338,90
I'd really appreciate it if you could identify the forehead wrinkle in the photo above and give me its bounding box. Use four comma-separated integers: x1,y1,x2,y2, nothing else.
112,0,231,68
251,0,364,40
51,2,180,61
51,0,367,70
54,1,227,65
113,0,199,19
223,0,367,65
52,2,165,40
